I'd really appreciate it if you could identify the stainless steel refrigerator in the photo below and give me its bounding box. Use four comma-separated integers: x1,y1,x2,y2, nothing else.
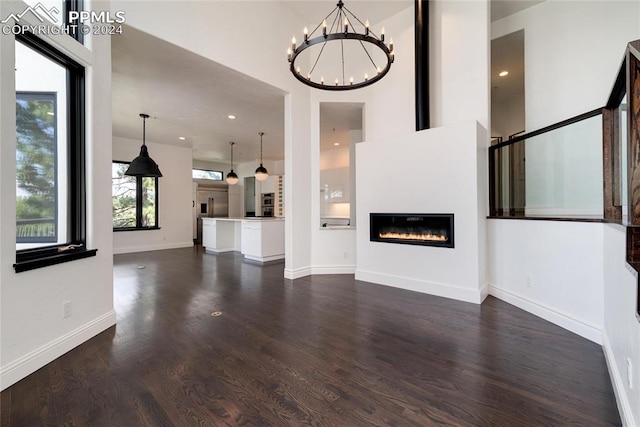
195,187,228,244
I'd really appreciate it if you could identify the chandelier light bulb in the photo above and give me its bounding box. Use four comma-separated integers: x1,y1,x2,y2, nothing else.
321,76,325,85
365,20,370,35
390,38,394,52
343,17,348,33
364,73,369,81
287,47,292,61
291,36,296,51
350,76,354,85
304,27,308,41
322,20,327,36
335,78,339,86
307,72,311,80
381,27,385,42
296,66,301,74
377,66,381,74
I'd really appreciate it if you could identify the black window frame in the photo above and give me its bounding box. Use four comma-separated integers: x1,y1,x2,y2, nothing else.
192,168,224,181
112,160,160,232
64,0,84,43
13,31,96,273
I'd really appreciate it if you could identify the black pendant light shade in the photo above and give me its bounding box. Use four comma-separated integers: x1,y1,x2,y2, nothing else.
254,132,269,181
226,141,239,185
125,113,163,177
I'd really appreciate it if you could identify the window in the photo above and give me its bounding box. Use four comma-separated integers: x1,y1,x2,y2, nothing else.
112,161,159,230
192,168,223,181
14,32,94,272
16,92,58,244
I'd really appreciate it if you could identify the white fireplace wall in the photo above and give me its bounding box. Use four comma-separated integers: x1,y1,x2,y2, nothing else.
355,121,488,304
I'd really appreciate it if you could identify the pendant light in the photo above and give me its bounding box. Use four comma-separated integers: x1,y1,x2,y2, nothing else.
125,113,163,177
254,131,269,181
226,141,239,185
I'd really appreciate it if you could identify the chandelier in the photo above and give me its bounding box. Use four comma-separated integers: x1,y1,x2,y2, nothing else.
287,0,394,91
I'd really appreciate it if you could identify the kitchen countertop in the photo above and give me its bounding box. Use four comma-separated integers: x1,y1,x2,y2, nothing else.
201,217,283,222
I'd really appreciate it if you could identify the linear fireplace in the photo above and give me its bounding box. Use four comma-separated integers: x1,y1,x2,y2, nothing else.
370,213,454,248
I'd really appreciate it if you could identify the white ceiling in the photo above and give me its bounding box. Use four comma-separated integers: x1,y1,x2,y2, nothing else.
491,0,545,22
111,26,286,165
111,1,542,165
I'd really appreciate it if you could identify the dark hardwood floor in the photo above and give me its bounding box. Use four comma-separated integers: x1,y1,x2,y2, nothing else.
1,247,620,426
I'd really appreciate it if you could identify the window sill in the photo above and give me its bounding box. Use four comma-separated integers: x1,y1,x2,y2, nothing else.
14,248,98,273
113,227,161,232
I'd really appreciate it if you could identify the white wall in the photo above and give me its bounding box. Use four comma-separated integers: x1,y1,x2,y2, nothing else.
492,0,639,130
0,0,115,389
487,219,604,343
356,122,488,303
602,224,640,427
431,0,490,129
112,136,193,254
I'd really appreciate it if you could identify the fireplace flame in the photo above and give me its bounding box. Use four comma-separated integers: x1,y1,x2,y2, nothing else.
379,231,447,242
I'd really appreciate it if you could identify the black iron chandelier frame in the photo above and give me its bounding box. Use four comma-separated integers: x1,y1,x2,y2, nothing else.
287,0,394,91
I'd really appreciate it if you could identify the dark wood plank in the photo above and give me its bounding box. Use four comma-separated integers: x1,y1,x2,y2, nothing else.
1,248,621,426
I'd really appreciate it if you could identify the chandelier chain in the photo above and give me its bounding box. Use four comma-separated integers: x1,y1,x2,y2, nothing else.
358,39,378,69
341,38,345,85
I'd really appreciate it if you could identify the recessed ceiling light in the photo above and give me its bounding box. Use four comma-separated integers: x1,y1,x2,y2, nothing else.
499,71,509,77
228,115,236,120
178,136,186,140
334,142,340,146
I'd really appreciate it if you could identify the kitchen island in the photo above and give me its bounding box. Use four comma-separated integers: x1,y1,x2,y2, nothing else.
201,217,284,263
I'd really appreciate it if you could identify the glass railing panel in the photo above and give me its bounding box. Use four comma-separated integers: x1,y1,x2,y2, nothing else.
491,113,603,219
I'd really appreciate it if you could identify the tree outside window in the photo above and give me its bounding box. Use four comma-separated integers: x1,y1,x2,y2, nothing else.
16,93,57,243
112,161,158,230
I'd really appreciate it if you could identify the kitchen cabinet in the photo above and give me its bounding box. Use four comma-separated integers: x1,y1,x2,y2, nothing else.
202,218,237,252
241,219,284,262
202,218,284,263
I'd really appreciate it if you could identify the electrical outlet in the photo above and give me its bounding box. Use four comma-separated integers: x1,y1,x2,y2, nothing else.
627,358,633,389
63,301,71,318
525,275,532,288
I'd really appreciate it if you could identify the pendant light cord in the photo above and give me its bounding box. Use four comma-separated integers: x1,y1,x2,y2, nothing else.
259,132,264,164
140,113,149,146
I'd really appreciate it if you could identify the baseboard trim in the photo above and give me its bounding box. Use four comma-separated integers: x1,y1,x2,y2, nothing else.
602,332,637,427
113,242,193,255
0,310,116,391
489,285,602,344
311,265,356,275
284,266,312,280
355,269,484,304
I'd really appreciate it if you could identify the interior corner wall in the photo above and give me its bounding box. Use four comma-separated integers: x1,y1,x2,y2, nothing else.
492,0,640,130
112,136,193,254
430,0,490,129
0,0,115,390
487,219,604,344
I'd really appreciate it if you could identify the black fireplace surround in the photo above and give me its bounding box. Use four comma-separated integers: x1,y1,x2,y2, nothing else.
369,213,454,248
